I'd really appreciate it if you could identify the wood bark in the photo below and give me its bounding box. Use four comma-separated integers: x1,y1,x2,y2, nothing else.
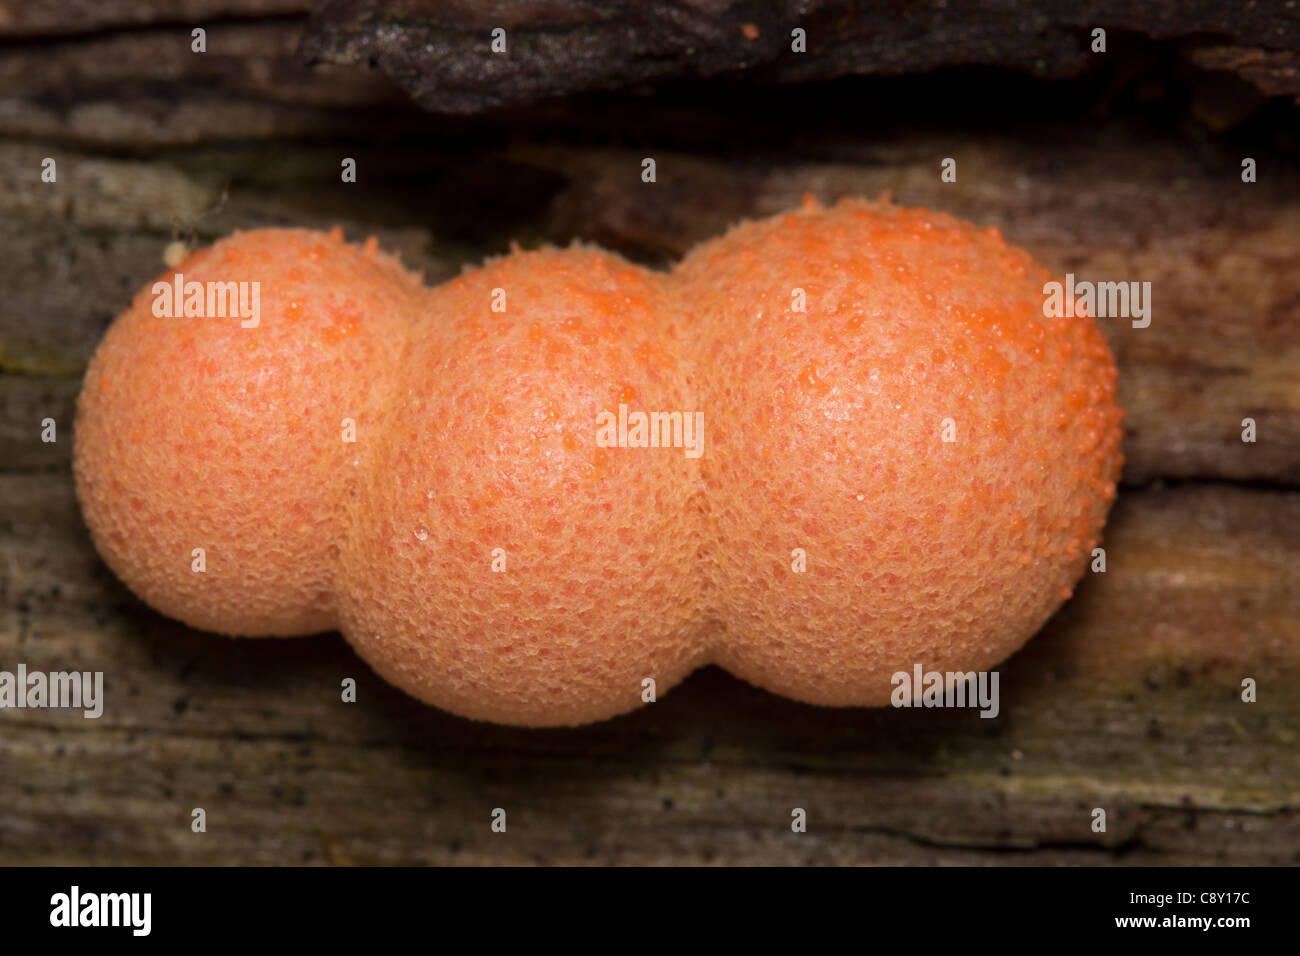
0,3,1296,864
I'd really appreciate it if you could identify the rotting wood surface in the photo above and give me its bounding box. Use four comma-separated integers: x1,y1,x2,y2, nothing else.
0,6,1296,865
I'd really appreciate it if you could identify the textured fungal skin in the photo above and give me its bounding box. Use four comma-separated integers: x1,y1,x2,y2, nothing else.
73,199,1124,726
336,248,711,725
74,228,420,637
676,199,1123,706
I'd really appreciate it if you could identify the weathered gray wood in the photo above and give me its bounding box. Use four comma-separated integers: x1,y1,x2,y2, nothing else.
1,474,1297,864
301,0,1300,113
1,5,1297,866
5,130,1297,484
516,133,1300,485
0,1,310,37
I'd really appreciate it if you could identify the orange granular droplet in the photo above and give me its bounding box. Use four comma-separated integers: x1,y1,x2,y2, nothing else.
73,198,1123,727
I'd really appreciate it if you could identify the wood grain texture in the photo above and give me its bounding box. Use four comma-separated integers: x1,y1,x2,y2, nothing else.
0,8,1297,865
516,132,1300,486
2,475,1296,864
301,0,1300,112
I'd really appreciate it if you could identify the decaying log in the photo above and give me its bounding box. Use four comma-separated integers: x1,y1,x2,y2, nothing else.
1,474,1296,864
3,128,1296,485
0,1,310,37
509,132,1300,486
0,1,1296,866
301,0,1300,113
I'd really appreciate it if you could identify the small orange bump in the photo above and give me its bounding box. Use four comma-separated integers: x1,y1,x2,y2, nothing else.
796,362,832,396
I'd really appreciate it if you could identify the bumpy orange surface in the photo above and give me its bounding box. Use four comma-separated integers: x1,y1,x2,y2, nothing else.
74,198,1124,726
